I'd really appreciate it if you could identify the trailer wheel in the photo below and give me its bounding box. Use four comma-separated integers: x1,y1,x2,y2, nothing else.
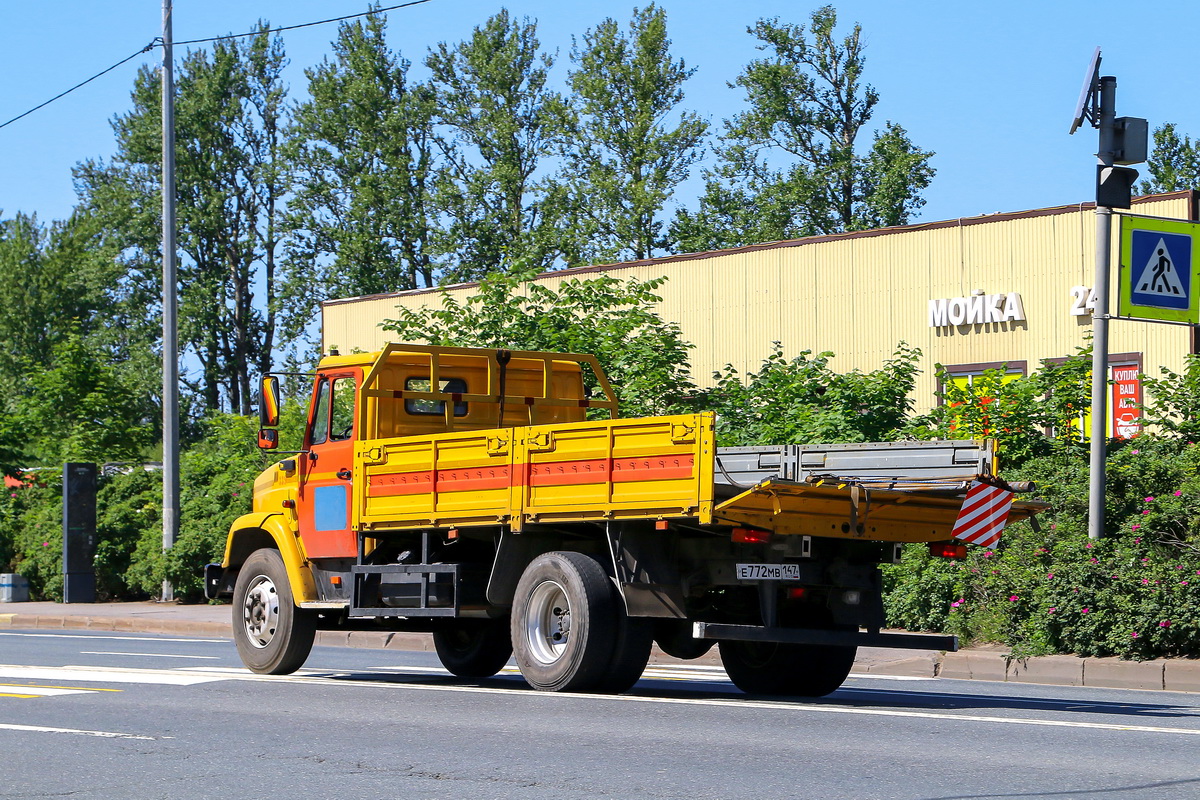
433,619,513,678
232,548,316,675
719,640,856,697
511,552,618,692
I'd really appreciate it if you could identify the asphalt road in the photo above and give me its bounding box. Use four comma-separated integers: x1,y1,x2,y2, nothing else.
2,628,1200,800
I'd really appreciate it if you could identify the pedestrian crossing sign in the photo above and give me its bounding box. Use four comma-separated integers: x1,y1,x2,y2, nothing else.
1118,215,1200,323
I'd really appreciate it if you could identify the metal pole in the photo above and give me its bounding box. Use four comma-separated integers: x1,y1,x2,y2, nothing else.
161,0,179,599
1088,75,1117,541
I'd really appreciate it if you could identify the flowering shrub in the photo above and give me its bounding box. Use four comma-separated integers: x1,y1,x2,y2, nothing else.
884,440,1200,659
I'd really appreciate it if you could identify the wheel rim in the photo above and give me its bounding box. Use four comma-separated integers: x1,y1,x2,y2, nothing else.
242,574,280,649
525,580,570,665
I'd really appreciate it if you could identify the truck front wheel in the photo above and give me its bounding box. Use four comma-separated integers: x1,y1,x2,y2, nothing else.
433,619,513,678
719,640,856,697
232,548,316,675
511,552,618,692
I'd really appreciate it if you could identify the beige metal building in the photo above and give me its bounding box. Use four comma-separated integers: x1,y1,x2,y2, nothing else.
322,190,1198,429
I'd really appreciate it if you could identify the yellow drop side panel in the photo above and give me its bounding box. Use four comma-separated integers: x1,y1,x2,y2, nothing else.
519,413,714,524
713,480,1047,543
351,412,715,531
355,428,515,530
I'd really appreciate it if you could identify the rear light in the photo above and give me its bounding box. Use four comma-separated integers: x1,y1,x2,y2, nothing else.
929,542,968,559
732,527,770,544
786,587,807,600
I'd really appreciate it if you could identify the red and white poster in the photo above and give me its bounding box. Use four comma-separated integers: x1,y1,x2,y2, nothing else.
1111,364,1142,439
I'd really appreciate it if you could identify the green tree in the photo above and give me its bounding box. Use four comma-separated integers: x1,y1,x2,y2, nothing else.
560,4,708,262
673,7,934,252
426,11,568,279
1139,122,1200,194
285,12,442,356
703,343,921,446
77,26,290,416
380,272,695,417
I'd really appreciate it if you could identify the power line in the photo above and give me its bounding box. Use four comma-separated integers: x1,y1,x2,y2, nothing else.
0,41,159,131
0,0,435,131
176,0,434,46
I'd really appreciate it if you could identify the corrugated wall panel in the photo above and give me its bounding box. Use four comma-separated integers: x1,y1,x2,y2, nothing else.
322,193,1196,414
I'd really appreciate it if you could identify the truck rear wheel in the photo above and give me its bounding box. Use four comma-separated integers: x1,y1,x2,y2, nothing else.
232,548,316,675
511,552,618,692
595,609,654,694
719,640,856,697
433,619,513,678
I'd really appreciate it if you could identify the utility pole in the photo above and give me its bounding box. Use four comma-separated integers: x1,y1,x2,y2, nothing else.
1088,74,1116,541
161,0,179,601
1070,49,1145,541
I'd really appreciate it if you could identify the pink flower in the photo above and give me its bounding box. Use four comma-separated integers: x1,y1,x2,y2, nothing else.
1082,608,1090,613
1145,496,1155,502
1090,558,1098,563
1134,537,1142,543
1009,595,1019,602
1048,607,1057,613
983,551,993,558
1142,578,1150,585
1132,449,1140,454
1160,620,1171,627
1132,631,1140,638
1175,490,1183,497
1143,558,1150,563
1143,509,1151,515
1132,524,1141,530
1182,581,1189,586
951,600,962,608
1047,573,1055,580
41,542,48,547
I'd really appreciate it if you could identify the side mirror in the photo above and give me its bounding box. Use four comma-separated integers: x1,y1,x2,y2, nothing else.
258,428,279,450
260,375,281,427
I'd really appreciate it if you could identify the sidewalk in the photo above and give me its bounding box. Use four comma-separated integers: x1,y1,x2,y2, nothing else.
2,600,1198,693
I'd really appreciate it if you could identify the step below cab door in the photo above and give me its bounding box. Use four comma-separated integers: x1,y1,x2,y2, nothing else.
297,369,361,559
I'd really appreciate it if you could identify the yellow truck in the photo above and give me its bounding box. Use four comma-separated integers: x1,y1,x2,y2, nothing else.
206,344,1041,696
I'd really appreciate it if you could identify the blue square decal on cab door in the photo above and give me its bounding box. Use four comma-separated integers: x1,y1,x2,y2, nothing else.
313,485,348,532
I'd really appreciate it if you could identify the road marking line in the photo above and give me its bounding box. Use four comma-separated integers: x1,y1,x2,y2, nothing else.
0,693,40,699
0,666,226,685
247,673,1200,737
0,723,154,740
0,632,226,644
79,651,220,660
0,686,93,697
0,682,121,692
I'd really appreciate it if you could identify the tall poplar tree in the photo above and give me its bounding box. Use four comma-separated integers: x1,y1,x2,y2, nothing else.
285,12,441,353
560,5,708,263
76,27,289,416
673,6,934,252
426,11,567,279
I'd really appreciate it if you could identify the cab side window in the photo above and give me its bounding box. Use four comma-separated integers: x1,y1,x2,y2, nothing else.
405,377,468,417
329,377,356,441
309,379,330,446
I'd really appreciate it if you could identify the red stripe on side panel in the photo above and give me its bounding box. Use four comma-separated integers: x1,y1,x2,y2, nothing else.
366,471,434,497
611,454,695,482
527,459,610,487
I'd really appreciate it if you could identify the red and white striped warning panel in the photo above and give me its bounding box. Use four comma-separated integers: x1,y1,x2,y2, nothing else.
951,481,1015,549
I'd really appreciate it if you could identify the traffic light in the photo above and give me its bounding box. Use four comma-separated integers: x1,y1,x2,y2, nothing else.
1097,164,1139,209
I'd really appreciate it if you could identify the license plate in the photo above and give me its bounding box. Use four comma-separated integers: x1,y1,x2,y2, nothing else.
735,563,801,581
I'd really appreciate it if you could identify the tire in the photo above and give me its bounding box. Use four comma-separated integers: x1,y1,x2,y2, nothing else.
654,618,715,661
595,603,654,694
232,549,316,675
511,552,619,692
433,619,513,678
719,640,856,697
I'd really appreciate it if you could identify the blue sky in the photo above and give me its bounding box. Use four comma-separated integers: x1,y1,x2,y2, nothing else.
2,1,1197,228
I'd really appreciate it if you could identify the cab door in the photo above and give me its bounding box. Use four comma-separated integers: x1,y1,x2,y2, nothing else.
297,370,361,559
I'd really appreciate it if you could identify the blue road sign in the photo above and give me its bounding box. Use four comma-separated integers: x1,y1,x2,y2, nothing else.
1119,216,1200,323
